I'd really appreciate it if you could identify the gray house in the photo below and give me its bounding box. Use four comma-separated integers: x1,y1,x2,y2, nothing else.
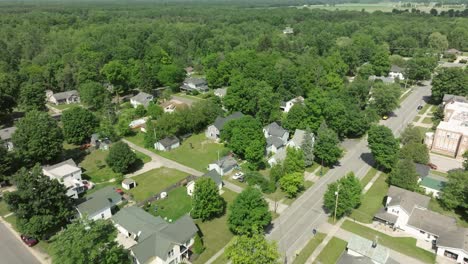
206,112,244,140
0,126,17,151
112,206,198,264
155,136,180,151
130,92,154,108
263,122,289,143
76,186,122,221
208,155,237,176
180,77,209,93
46,90,80,105
187,169,223,196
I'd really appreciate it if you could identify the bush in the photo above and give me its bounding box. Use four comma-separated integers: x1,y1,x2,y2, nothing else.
193,233,205,254
244,171,275,193
460,59,467,64
106,142,137,173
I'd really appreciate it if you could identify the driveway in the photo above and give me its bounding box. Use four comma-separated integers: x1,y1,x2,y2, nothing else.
429,153,463,172
0,220,42,264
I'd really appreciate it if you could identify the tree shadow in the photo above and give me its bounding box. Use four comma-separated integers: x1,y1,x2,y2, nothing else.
62,147,87,164
360,152,376,168
128,158,145,173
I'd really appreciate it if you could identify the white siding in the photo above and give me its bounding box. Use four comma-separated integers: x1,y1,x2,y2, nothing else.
437,246,468,263
89,207,112,221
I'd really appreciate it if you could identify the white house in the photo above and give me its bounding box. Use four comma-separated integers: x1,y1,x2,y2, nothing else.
0,126,17,151
112,206,198,264
280,96,304,113
338,235,393,264
208,155,237,176
129,117,148,129
388,65,405,80
155,136,180,151
160,99,188,113
368,75,395,84
436,228,468,264
286,129,315,149
283,27,294,35
214,87,227,98
180,77,209,93
46,90,80,105
42,159,85,199
263,122,289,143
76,186,122,221
187,169,223,196
130,92,154,108
206,112,244,140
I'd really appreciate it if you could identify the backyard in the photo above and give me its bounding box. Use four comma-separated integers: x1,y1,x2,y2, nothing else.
315,236,347,264
292,232,326,264
129,167,189,202
429,198,468,228
341,220,436,263
349,173,389,223
148,186,192,221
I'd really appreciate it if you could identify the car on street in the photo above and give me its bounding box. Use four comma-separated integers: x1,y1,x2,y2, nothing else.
20,235,38,247
428,163,438,170
382,115,388,120
417,105,423,110
232,172,244,180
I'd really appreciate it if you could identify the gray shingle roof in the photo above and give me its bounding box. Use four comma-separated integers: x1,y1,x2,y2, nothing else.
387,186,430,214
214,88,227,97
407,208,457,236
203,169,223,186
214,155,237,170
52,90,79,101
157,136,180,148
267,136,285,148
185,77,207,86
264,122,287,138
131,92,153,106
442,94,468,104
213,112,244,130
113,207,197,263
346,235,390,264
390,65,404,73
437,228,468,252
0,127,17,141
76,186,122,217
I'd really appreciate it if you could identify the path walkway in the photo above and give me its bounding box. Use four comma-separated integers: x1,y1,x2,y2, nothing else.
305,218,345,264
363,172,381,194
413,105,433,128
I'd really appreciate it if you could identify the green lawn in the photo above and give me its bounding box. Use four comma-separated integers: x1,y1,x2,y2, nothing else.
429,199,468,228
80,150,121,183
342,220,436,263
157,133,228,172
360,167,378,188
135,150,151,163
418,104,432,115
429,170,448,178
350,173,388,223
149,187,192,221
125,133,145,148
315,237,347,264
129,168,188,202
305,163,320,173
47,103,81,110
0,199,10,217
193,189,238,264
292,233,326,264
422,117,433,124
4,214,17,229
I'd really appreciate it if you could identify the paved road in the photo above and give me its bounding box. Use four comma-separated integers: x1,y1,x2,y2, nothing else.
267,85,432,261
429,153,463,172
0,221,41,264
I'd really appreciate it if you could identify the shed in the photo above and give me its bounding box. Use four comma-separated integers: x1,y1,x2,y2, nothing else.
154,136,180,151
122,178,136,190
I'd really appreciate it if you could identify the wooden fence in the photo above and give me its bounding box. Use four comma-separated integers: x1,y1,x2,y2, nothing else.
136,174,197,207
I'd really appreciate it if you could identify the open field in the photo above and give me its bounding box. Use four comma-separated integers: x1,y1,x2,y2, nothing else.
315,236,347,264
360,167,378,188
129,168,188,202
149,186,192,221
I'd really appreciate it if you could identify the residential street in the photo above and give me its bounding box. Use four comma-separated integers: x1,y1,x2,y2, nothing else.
0,221,41,264
266,85,432,261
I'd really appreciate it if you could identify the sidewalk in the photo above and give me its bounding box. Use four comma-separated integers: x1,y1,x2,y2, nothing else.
305,218,345,264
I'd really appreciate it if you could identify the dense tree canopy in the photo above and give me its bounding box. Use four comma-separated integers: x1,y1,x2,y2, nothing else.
369,83,401,116
431,68,468,103
313,122,342,166
389,159,419,191
440,170,468,213
62,107,98,144
191,177,226,221
323,173,362,219
368,125,399,171
225,233,279,264
106,141,137,174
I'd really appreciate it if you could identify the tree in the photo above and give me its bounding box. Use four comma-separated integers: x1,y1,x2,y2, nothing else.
302,128,314,167
428,32,448,54
283,147,305,174
400,142,429,164
370,45,390,76
389,159,419,191
463,151,468,171
313,122,342,166
228,188,271,235
134,104,146,118
62,107,98,144
106,141,137,174
225,233,279,264
191,177,226,221
192,233,205,254
431,68,468,103
368,125,399,171
12,110,63,165
147,102,163,120
101,60,130,95
279,172,304,198
283,104,308,131
0,143,13,182
19,82,45,112
157,64,185,88
323,173,362,219
440,170,467,211
400,125,423,145
369,83,401,116
78,81,108,110
406,56,438,81
50,219,130,264
269,163,285,183
4,165,74,238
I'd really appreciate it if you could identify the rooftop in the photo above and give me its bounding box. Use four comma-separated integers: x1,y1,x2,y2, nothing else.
157,136,180,148
346,235,390,264
438,101,468,135
0,126,17,141
442,94,468,104
213,112,244,130
437,228,468,252
264,122,288,138
43,159,81,178
213,155,237,169
407,208,457,236
387,186,430,214
267,136,285,148
415,163,430,178
131,92,153,106
290,129,314,147
390,65,404,73
52,90,79,101
203,169,223,186
368,75,395,84
76,186,122,217
420,175,447,191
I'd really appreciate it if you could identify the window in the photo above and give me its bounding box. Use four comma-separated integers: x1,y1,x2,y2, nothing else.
101,213,105,219
168,249,174,258
420,230,425,234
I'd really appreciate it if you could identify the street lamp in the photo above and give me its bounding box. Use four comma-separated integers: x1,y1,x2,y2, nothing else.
334,184,340,224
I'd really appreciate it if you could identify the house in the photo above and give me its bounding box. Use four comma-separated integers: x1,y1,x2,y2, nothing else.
90,133,111,151
43,159,85,199
445,48,462,56
214,87,228,98
268,148,287,166
283,27,294,34
112,206,198,264
337,235,394,264
368,75,395,84
206,112,244,140
76,186,123,221
266,136,285,154
155,136,180,151
280,96,304,113
425,101,468,158
442,94,468,105
419,175,447,198
130,92,154,108
129,117,148,129
160,99,188,113
180,77,209,93
286,129,315,149
263,122,289,143
388,65,405,80
436,227,468,263
46,90,80,105
0,126,17,151
208,155,237,176
122,178,136,190
187,169,223,196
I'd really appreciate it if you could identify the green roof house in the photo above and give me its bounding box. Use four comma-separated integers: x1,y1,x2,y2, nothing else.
112,206,198,264
76,186,123,221
419,175,447,198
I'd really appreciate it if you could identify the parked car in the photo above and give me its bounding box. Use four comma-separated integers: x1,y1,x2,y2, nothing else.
232,172,244,180
237,176,245,183
428,163,438,170
20,235,38,247
417,105,423,110
82,180,94,190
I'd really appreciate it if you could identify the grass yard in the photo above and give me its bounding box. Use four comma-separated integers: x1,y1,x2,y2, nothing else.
429,170,448,178
157,133,228,172
193,189,238,264
305,163,320,173
135,150,151,163
422,117,433,124
125,133,145,147
4,214,17,229
429,199,468,228
350,173,388,223
418,104,432,115
292,232,326,264
149,186,192,221
342,220,436,263
129,168,188,202
315,237,347,264
0,200,10,217
80,150,121,183
360,167,378,188
47,103,81,111
413,115,421,122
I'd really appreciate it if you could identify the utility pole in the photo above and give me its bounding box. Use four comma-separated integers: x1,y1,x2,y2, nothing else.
334,184,340,224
